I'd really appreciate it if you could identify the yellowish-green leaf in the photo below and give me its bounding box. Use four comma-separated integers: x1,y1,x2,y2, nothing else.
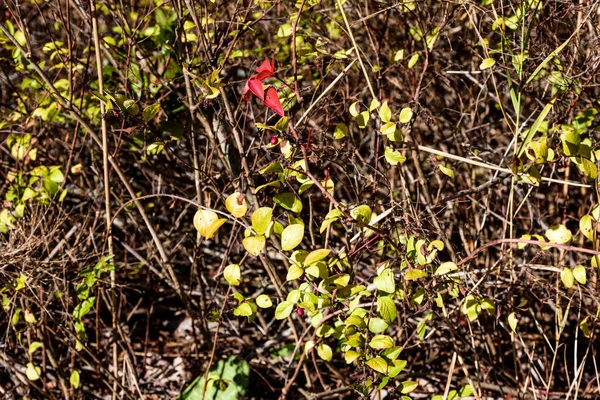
28,341,43,354
408,53,419,69
234,302,253,317
193,209,226,239
439,164,455,179
317,343,332,361
256,294,272,308
304,249,330,266
479,57,496,70
399,107,413,124
242,235,266,256
275,301,294,319
345,350,361,364
377,296,397,323
573,265,586,285
545,224,572,244
385,146,406,166
281,224,304,251
379,101,392,123
580,214,594,242
356,110,370,129
369,335,394,349
26,363,41,381
404,269,427,280
349,101,360,117
399,381,419,394
435,261,457,276
286,264,304,281
70,370,80,389
252,207,273,235
508,312,518,333
373,268,395,293
368,318,389,334
561,268,574,289
224,264,241,286
366,357,388,374
225,192,248,218
334,123,348,139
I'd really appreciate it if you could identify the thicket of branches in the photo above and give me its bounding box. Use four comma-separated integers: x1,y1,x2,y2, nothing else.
1,0,600,399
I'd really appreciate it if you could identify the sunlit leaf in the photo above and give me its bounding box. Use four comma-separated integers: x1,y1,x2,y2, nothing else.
225,192,248,218
281,224,304,251
224,264,241,286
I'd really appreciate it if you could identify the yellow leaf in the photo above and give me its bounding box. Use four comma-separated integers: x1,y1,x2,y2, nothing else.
281,224,304,251
242,235,266,256
225,192,248,218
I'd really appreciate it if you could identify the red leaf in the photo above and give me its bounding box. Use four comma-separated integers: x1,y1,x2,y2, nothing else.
264,87,285,117
256,58,275,80
245,76,264,101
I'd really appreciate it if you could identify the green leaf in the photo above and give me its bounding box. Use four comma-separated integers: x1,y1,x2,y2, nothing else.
518,100,554,158
356,111,370,129
28,341,43,354
251,207,273,235
317,343,332,361
304,249,330,266
368,318,389,334
70,370,80,389
407,53,419,69
438,164,455,179
256,294,272,308
369,335,394,349
374,268,395,293
365,357,388,374
545,224,572,244
234,302,253,317
349,101,360,117
277,23,293,37
223,264,241,286
508,312,518,332
479,57,496,70
275,301,294,319
561,268,574,289
26,363,41,381
379,101,392,123
404,269,427,280
573,265,586,285
274,192,303,213
142,103,161,123
242,235,266,256
388,359,407,378
281,224,304,251
345,350,361,364
398,381,418,394
334,123,348,139
399,107,413,124
286,264,304,281
177,356,249,400
384,146,406,166
560,128,581,156
377,296,397,323
435,261,457,276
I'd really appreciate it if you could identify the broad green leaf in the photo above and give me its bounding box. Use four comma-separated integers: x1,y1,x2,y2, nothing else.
334,123,348,139
388,359,407,377
317,344,332,361
374,268,395,293
508,312,518,332
365,357,388,374
277,23,292,37
399,107,413,124
368,318,389,334
438,164,455,179
193,209,226,239
281,224,304,251
404,269,427,280
286,264,304,281
435,261,457,276
275,301,294,319
349,101,360,117
581,216,595,243
379,101,392,123
560,128,580,156
304,249,330,266
399,381,418,394
369,99,380,112
252,207,273,235
479,57,496,70
369,335,394,349
518,100,554,158
356,111,370,129
545,224,572,244
385,146,406,166
242,235,266,256
407,53,419,69
377,296,397,323
573,265,586,285
561,268,574,289
234,302,253,317
256,294,272,308
345,350,361,364
224,264,241,286
26,363,41,381
225,192,248,218
70,370,80,389
305,261,328,279
350,205,372,222
274,192,303,213
142,103,161,123
28,341,43,354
